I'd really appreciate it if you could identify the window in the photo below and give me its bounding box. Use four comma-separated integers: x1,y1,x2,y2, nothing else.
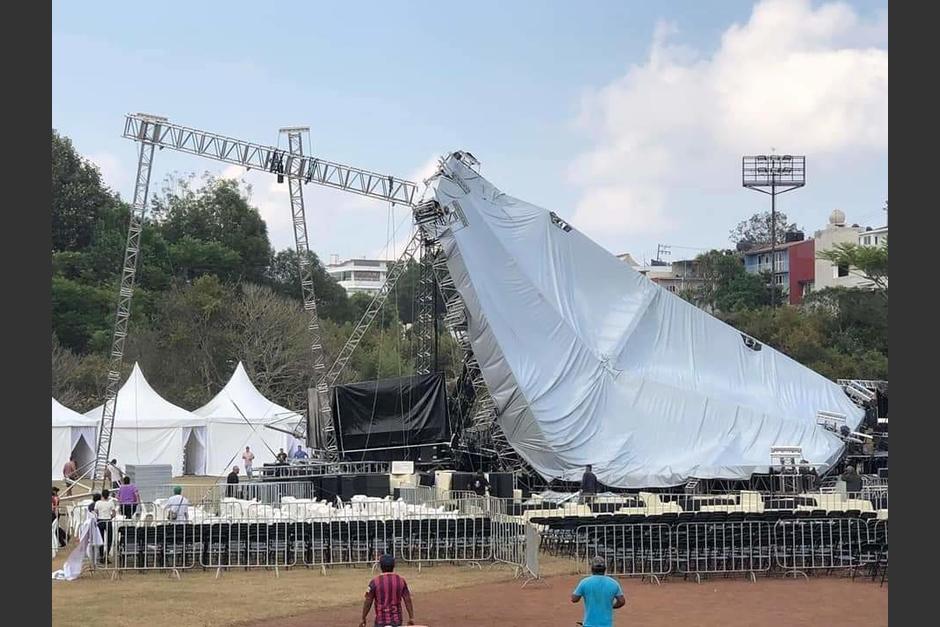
864,236,871,245
354,271,381,282
774,274,785,285
873,236,879,245
667,285,677,293
837,264,849,278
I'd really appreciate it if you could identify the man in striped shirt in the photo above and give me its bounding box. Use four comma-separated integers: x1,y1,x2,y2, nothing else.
360,554,415,627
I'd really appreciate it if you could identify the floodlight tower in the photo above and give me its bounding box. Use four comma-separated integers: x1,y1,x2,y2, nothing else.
742,154,805,307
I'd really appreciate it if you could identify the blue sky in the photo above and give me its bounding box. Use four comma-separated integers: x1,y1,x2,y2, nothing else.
53,0,887,264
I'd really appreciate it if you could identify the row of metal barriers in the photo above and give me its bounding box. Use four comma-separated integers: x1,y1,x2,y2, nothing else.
83,515,530,575
557,518,888,581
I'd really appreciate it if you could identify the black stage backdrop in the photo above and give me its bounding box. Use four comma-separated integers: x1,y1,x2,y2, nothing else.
331,373,450,454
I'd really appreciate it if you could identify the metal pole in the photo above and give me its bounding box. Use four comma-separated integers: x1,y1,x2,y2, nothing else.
770,174,776,308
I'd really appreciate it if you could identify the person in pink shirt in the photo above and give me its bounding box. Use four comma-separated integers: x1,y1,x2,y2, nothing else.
116,476,140,519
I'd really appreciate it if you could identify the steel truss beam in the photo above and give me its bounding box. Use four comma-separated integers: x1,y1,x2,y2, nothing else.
123,114,418,206
93,115,163,485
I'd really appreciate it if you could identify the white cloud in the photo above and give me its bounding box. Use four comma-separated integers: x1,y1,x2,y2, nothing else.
569,0,887,246
86,151,126,193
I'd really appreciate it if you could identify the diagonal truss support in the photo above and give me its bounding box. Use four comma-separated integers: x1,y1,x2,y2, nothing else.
325,231,423,388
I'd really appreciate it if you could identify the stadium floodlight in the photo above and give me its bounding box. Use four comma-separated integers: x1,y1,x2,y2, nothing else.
742,154,806,307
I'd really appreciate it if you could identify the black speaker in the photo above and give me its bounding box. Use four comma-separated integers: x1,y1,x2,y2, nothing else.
418,472,435,487
340,475,357,500
451,472,474,492
352,474,369,497
320,475,339,501
489,472,514,498
366,474,390,497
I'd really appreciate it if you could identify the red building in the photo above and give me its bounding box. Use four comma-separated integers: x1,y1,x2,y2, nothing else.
742,237,816,305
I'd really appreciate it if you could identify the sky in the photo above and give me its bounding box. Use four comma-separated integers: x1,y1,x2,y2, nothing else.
52,0,887,265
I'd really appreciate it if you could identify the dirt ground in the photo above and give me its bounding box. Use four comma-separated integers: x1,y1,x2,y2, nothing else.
253,575,888,627
52,541,887,627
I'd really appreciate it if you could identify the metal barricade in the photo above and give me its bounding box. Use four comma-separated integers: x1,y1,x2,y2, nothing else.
109,519,204,575
491,513,526,570
575,523,672,582
674,521,773,581
199,519,296,573
774,518,866,576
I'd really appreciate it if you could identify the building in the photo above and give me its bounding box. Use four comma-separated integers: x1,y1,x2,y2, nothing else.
859,225,888,248
813,209,868,290
325,257,391,296
742,235,815,305
617,254,704,295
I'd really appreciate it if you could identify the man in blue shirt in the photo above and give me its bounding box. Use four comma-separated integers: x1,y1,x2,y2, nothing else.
571,557,626,627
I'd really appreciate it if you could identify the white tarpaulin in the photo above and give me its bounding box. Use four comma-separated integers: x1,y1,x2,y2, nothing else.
425,154,864,488
84,363,207,476
195,362,302,476
51,398,98,481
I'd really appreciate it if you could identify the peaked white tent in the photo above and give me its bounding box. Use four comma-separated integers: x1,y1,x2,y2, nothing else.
52,398,99,481
84,363,207,476
425,154,864,488
195,362,303,476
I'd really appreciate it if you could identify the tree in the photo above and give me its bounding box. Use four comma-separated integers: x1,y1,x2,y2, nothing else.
267,248,351,322
729,210,796,249
232,283,313,410
683,249,779,313
151,174,273,285
52,131,115,251
817,242,888,293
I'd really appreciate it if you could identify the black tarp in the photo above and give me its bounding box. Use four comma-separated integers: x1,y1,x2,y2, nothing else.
331,373,450,454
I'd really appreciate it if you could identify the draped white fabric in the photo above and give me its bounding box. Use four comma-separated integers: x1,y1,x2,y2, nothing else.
84,364,206,476
424,155,864,488
51,398,100,481
195,362,303,475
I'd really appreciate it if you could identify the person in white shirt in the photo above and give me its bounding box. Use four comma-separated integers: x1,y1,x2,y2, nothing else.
93,489,117,563
163,486,191,522
242,446,255,479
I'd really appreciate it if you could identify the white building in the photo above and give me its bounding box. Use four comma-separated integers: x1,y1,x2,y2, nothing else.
859,225,888,248
813,209,868,290
326,256,391,296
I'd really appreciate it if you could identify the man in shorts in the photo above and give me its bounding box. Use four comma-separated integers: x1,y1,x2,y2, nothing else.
360,554,415,627
571,556,626,627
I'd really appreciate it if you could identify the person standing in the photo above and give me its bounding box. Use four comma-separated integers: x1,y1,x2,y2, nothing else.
471,470,489,497
163,486,191,522
360,554,415,627
94,489,117,564
581,465,598,506
571,557,626,627
63,457,78,496
276,448,288,464
117,476,141,519
840,464,863,494
105,459,123,489
226,466,240,498
242,446,255,479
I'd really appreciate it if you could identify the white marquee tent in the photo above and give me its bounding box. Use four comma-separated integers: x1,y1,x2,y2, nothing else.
52,398,99,481
195,362,303,476
84,363,207,476
424,154,864,488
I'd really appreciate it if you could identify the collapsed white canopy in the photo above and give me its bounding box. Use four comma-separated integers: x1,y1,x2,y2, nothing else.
85,363,207,476
52,398,98,481
426,155,864,488
194,362,302,475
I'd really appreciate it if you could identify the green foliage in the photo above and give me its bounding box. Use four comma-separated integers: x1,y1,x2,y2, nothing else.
683,249,780,312
268,248,351,322
52,130,116,252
